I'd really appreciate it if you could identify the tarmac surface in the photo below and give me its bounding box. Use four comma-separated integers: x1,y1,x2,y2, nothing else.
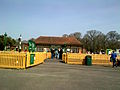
0,59,120,90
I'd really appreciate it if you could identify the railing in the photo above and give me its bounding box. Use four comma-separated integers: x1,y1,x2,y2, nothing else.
46,52,51,59
92,54,111,65
0,53,26,69
0,51,120,68
26,52,46,67
62,53,67,63
67,53,87,64
62,53,120,65
0,51,47,69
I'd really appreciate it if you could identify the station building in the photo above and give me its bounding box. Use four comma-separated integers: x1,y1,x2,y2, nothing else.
22,36,83,53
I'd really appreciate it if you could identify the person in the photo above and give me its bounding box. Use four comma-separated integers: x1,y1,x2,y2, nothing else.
111,51,117,67
51,48,54,59
59,48,63,59
58,48,60,59
55,49,58,59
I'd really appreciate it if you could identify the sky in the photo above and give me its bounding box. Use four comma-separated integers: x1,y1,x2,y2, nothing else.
0,0,120,40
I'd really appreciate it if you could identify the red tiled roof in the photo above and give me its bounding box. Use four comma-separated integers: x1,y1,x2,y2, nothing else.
34,36,82,46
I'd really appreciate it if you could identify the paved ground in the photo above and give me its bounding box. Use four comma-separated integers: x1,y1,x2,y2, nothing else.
0,59,120,90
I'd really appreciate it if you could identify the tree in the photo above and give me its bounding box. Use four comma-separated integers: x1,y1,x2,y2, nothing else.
0,35,4,50
106,31,120,49
29,38,35,41
82,30,105,53
69,32,82,41
62,30,120,53
82,34,91,51
95,33,106,51
0,35,16,50
62,34,69,37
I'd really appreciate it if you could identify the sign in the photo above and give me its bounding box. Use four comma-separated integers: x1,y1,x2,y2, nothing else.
28,40,36,52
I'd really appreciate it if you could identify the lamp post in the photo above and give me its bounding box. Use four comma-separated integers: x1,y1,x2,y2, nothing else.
64,42,67,53
18,34,22,52
4,32,7,51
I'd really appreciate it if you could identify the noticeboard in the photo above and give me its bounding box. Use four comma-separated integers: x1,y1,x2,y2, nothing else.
28,40,36,52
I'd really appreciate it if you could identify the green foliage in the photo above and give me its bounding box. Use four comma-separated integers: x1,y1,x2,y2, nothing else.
63,32,82,41
62,34,69,37
63,30,120,53
0,35,4,50
82,30,106,52
0,35,16,50
106,31,120,49
69,32,82,41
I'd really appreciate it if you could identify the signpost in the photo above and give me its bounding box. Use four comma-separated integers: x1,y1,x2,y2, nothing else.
18,34,22,52
64,42,67,53
28,40,36,65
4,32,7,51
